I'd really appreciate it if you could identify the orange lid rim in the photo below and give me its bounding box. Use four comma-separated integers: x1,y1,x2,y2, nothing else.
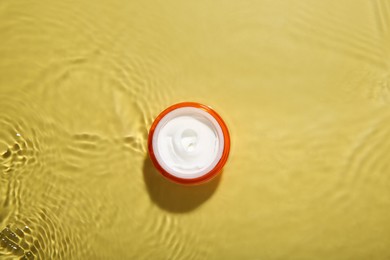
147,102,230,185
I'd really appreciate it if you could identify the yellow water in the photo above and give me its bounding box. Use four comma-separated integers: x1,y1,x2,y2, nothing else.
0,0,390,259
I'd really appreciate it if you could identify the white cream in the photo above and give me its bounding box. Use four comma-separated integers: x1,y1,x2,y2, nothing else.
152,107,224,179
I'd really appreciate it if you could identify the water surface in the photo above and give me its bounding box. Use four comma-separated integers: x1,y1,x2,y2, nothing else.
0,0,390,259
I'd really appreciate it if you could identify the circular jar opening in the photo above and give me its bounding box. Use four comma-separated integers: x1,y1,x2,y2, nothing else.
148,102,230,185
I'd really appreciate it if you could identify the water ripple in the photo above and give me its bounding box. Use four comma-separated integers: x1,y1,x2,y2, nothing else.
289,1,387,69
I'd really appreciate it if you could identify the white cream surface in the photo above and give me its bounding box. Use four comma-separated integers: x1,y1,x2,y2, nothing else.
152,107,224,179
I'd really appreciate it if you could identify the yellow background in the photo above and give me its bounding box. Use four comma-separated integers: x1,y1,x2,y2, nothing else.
0,0,389,259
